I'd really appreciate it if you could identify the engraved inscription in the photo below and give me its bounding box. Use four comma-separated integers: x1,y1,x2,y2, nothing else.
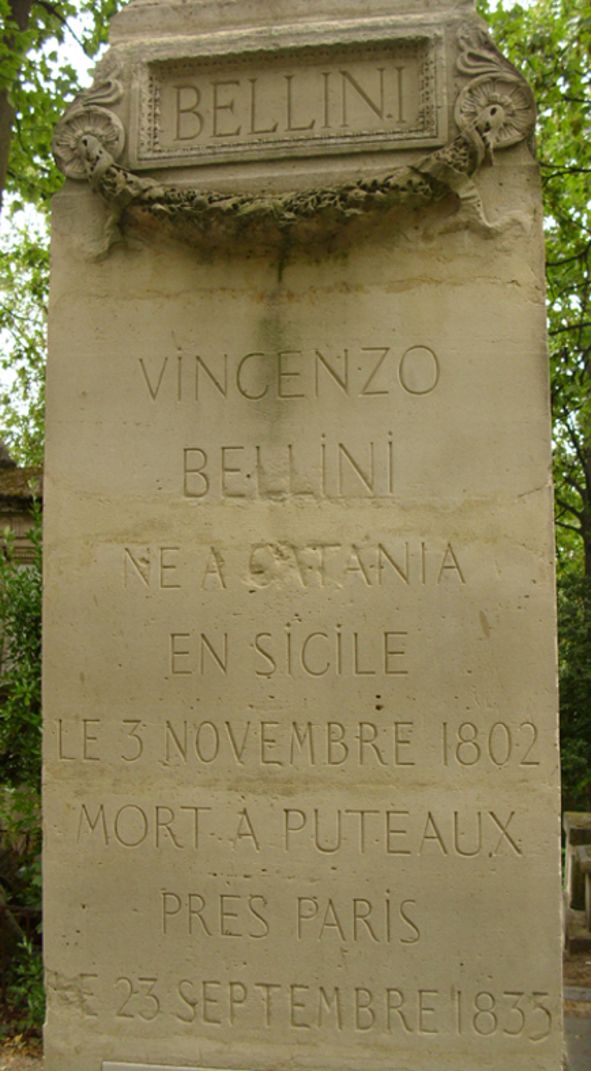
132,36,444,168
281,807,522,857
162,891,271,939
121,540,465,592
161,719,416,770
183,436,395,500
159,889,421,945
167,624,409,678
138,344,441,404
442,721,541,768
97,980,553,1039
171,981,553,1037
247,540,463,589
75,803,523,858
53,717,546,773
57,718,101,762
295,895,421,945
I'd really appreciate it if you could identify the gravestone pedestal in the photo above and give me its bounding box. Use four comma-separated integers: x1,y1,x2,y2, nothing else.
44,2,563,1069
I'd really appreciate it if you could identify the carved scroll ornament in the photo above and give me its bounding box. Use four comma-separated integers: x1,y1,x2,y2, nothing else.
52,27,536,254
52,59,125,180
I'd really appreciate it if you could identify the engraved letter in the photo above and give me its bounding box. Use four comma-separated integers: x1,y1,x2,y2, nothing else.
297,897,319,937
170,633,191,675
285,74,315,132
233,807,260,850
399,346,440,395
327,722,348,765
139,356,168,401
78,803,108,844
201,547,227,590
160,546,180,589
437,543,466,584
341,68,385,126
229,981,248,1023
195,354,228,399
355,987,375,1030
338,442,375,494
489,810,522,856
314,348,349,396
162,891,181,933
200,633,228,674
124,546,151,587
175,85,204,141
221,446,247,498
284,808,307,848
249,78,278,135
212,80,242,137
236,352,269,399
301,631,330,676
384,631,408,675
400,899,421,944
254,632,276,677
387,989,412,1033
184,448,209,498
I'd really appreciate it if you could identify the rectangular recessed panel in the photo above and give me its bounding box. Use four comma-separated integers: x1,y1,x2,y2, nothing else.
130,34,444,168
103,1065,246,1071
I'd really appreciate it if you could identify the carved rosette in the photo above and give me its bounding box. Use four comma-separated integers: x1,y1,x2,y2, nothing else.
456,76,535,150
454,26,535,153
53,63,125,180
53,106,125,180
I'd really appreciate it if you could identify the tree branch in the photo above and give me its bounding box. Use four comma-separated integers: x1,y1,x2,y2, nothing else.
546,242,591,268
549,321,591,337
556,495,584,522
556,519,583,535
565,418,591,483
33,0,93,56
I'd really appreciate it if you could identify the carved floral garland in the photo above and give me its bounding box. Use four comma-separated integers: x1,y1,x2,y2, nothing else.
52,26,535,252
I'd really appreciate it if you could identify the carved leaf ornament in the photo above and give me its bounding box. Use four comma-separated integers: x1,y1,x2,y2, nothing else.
52,26,536,252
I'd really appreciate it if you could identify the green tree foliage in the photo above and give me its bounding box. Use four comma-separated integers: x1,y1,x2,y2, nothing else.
482,0,591,808
0,514,41,784
0,0,121,213
0,222,46,465
558,574,591,807
0,0,123,465
0,511,43,1032
483,0,591,573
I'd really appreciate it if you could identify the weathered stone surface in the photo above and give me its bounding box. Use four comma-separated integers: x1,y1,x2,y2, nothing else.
44,1,562,1070
111,0,476,43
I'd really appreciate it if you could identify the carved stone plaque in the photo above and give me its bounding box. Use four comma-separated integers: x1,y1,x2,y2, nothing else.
130,34,444,169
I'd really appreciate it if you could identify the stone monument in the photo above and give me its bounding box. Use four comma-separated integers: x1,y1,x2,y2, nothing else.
44,1,563,1069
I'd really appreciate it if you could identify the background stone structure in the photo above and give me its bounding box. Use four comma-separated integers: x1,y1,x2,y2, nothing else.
0,446,41,567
